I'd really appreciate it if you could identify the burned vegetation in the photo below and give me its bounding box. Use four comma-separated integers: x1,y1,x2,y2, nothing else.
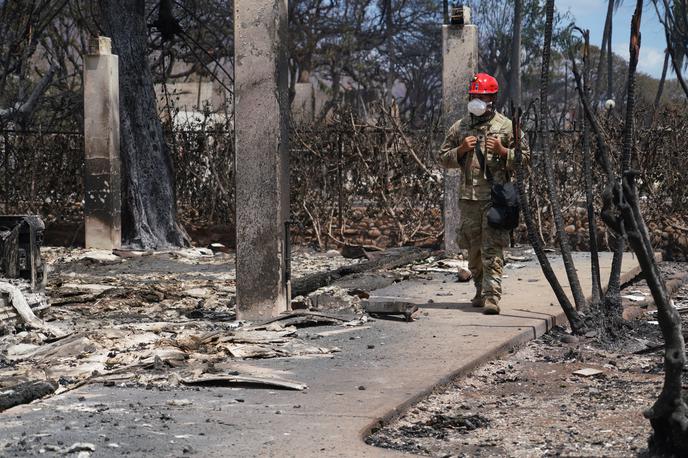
0,0,687,457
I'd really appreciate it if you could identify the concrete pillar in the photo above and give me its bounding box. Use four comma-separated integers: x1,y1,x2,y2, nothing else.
442,21,478,255
234,0,290,320
83,36,121,250
292,82,315,124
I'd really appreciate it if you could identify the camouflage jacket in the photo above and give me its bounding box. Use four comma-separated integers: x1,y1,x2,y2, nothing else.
439,111,530,201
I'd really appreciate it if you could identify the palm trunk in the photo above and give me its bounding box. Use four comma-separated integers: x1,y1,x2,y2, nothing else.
594,0,614,105
539,0,588,311
652,49,669,112
606,2,614,102
513,107,586,333
510,0,523,110
612,3,687,451
578,29,603,303
384,0,395,105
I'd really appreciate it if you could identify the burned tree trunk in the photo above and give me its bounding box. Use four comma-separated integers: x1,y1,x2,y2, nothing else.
509,0,523,110
621,4,687,450
611,173,688,454
652,49,670,116
593,0,614,105
539,0,587,312
625,178,688,454
571,45,626,331
575,28,603,304
512,107,586,334
99,0,189,249
606,2,688,452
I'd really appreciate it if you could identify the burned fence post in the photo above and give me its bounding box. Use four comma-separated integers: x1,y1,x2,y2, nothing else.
441,6,478,255
234,0,290,320
83,36,121,250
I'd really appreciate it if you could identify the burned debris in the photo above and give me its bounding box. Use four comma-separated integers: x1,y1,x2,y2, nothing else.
0,216,52,332
0,216,47,290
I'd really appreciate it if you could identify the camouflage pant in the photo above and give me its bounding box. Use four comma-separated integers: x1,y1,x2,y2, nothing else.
457,199,510,301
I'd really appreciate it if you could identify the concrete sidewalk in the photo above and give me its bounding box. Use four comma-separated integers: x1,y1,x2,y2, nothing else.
0,252,639,457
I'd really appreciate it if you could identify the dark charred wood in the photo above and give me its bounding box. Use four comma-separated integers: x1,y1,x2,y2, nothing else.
99,0,189,249
538,0,587,312
512,106,586,335
619,2,687,453
292,247,430,298
0,380,57,412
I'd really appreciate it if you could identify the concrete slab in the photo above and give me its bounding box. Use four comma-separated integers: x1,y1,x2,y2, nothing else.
0,252,640,457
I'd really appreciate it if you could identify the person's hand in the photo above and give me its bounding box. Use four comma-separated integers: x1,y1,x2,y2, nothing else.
458,136,478,154
486,135,508,157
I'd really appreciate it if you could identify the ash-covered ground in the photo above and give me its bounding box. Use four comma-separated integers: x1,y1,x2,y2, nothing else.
367,261,688,458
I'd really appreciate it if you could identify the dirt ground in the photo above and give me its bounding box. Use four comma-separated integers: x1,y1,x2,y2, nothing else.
367,261,688,457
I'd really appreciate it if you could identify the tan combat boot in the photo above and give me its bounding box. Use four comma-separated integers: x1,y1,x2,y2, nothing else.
483,297,500,315
470,287,483,307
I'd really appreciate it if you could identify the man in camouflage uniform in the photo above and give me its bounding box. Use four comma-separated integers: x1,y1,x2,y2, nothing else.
439,73,530,315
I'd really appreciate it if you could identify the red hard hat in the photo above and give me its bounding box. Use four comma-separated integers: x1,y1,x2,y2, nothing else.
468,73,499,94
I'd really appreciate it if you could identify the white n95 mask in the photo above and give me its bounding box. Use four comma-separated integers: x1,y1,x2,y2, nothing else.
468,98,488,116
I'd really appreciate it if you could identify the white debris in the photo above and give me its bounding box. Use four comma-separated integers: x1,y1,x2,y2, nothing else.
175,248,214,259
166,399,192,407
572,368,604,377
183,288,211,299
77,250,122,264
63,442,96,454
621,294,646,302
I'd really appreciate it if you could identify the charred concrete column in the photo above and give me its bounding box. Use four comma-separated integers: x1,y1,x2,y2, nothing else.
442,15,478,255
83,36,121,250
234,0,290,320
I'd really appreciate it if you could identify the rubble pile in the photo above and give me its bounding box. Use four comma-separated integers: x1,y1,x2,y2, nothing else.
0,243,495,410
0,247,370,409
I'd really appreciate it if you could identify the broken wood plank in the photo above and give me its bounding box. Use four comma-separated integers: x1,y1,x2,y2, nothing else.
0,282,64,337
181,375,307,391
291,247,430,297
